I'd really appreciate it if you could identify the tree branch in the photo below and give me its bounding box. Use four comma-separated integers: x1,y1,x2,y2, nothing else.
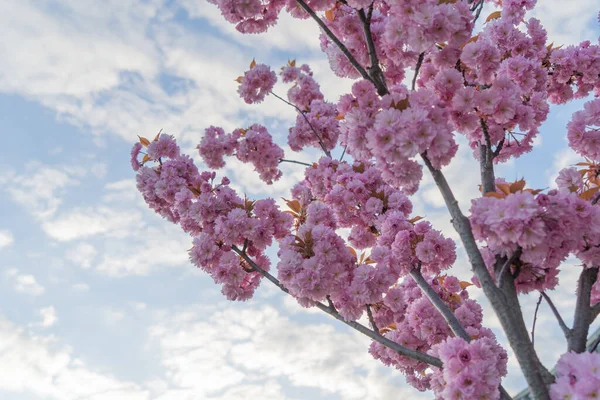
231,245,442,367
270,91,331,157
357,7,388,95
540,291,571,339
421,152,554,397
410,267,513,400
294,0,373,85
410,268,472,341
479,119,496,194
568,266,598,352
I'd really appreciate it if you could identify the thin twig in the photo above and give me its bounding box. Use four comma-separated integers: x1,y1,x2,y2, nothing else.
497,248,523,288
294,0,372,84
279,158,312,167
270,91,331,157
541,292,571,338
366,304,379,332
230,245,442,367
472,0,485,23
412,53,425,91
531,294,543,348
339,145,347,162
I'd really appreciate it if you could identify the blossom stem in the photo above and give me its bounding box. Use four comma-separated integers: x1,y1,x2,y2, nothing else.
231,245,443,367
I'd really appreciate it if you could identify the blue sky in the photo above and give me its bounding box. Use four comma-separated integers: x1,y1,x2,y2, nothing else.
0,1,599,399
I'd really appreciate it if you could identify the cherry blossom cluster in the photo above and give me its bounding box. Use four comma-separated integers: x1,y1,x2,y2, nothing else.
237,62,277,104
303,156,412,247
197,124,284,184
278,158,457,321
369,275,493,392
548,40,600,104
567,98,600,161
550,351,600,400
319,2,472,82
206,0,284,34
338,80,458,194
277,198,399,321
303,156,456,277
131,135,292,300
428,335,508,400
470,180,600,293
442,16,551,161
280,63,340,152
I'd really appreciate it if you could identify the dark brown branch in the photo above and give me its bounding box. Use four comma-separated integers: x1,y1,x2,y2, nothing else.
541,292,571,339
231,245,442,367
365,304,378,332
295,0,373,84
357,8,388,95
412,53,425,91
279,158,312,167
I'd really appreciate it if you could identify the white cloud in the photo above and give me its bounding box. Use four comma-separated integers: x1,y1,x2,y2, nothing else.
148,304,428,400
72,283,90,292
6,268,45,296
0,315,149,399
43,207,143,242
177,1,321,52
2,165,83,219
529,0,600,45
38,306,58,328
95,225,191,277
0,230,14,248
66,243,97,269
